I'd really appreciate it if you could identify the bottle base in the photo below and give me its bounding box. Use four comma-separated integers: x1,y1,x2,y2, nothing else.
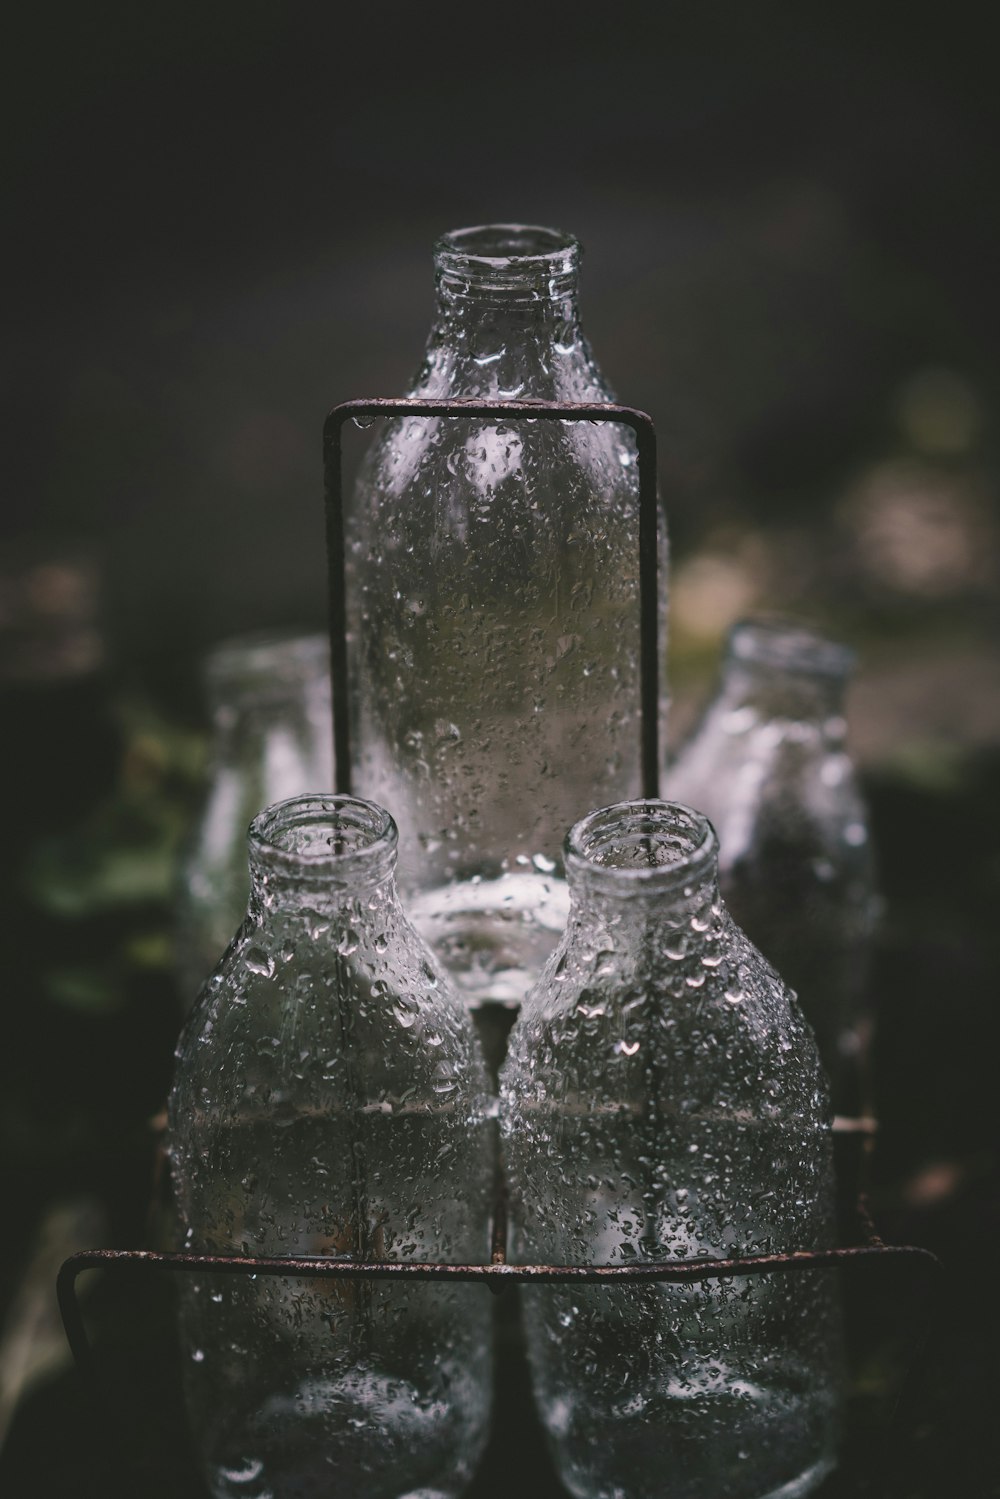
755,1454,837,1499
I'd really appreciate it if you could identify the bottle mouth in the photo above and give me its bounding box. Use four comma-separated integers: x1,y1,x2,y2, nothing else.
249,795,397,882
728,617,855,679
566,800,718,896
434,223,580,296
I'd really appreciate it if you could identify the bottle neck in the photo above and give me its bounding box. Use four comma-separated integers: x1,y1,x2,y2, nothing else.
412,223,611,400
205,631,330,748
247,795,401,920
211,691,321,754
719,660,847,725
565,801,722,936
717,620,853,727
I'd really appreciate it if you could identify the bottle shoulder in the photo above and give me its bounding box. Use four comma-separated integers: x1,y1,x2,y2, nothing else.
349,321,637,519
502,916,828,1120
170,922,486,1119
408,322,618,403
350,404,639,525
669,718,871,843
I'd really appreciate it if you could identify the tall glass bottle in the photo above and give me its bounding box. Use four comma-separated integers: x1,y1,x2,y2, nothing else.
347,224,663,1014
667,618,878,1117
169,795,493,1499
175,630,333,1006
501,800,842,1499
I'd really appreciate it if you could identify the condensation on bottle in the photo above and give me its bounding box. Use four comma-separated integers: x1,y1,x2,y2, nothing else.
174,630,333,1009
500,799,843,1499
667,616,879,1119
345,224,668,1023
168,794,494,1499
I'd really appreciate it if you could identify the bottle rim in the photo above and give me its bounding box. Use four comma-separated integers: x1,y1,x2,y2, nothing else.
727,616,855,679
249,794,397,882
565,799,718,896
434,223,580,294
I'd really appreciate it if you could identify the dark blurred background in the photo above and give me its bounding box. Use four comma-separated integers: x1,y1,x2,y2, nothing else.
1,4,997,1496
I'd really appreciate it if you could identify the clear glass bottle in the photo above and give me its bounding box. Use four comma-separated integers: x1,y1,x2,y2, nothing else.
667,617,878,1117
500,800,842,1499
347,223,665,1016
175,630,333,1007
168,795,494,1499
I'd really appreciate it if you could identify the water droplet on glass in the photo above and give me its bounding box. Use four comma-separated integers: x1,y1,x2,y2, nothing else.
337,928,360,957
219,1456,264,1484
244,948,275,979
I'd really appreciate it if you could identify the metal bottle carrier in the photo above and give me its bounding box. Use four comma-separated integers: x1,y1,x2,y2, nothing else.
58,397,942,1488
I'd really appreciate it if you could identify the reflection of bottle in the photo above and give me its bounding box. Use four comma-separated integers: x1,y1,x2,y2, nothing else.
169,795,493,1499
347,224,664,1014
501,800,842,1499
175,631,332,1007
668,618,878,1118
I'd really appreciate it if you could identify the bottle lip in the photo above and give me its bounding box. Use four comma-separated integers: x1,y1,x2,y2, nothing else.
204,629,329,698
434,223,580,295
565,799,718,896
727,616,856,679
249,794,397,882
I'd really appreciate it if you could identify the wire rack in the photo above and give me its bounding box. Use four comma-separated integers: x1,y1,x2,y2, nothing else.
57,396,942,1488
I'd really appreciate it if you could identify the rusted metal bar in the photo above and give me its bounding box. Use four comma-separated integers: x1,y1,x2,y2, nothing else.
323,397,661,800
58,1234,940,1390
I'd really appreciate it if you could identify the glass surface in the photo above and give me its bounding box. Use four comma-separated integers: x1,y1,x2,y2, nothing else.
667,618,879,1116
501,800,843,1499
168,795,493,1499
174,630,333,1008
347,224,667,1016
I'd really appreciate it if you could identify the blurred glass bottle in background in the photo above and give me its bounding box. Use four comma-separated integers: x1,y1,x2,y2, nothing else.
346,224,666,1032
667,618,879,1122
174,630,332,1008
501,800,842,1499
169,795,493,1499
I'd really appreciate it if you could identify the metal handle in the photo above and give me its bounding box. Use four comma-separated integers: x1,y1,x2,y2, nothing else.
323,397,661,799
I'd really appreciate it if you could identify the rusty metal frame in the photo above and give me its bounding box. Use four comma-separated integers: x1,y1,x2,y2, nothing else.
53,396,943,1480
58,1199,940,1389
323,397,661,800
55,1217,941,1498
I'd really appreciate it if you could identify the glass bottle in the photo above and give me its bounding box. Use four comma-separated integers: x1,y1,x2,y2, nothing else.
667,617,878,1118
347,223,665,1018
174,629,333,1007
500,800,842,1499
168,794,494,1499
